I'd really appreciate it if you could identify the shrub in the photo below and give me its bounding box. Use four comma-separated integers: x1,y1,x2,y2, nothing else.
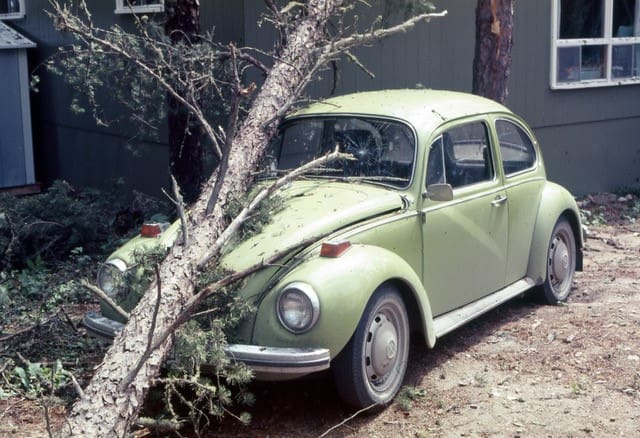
0,181,170,270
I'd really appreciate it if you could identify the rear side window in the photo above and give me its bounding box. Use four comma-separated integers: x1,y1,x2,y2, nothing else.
496,120,536,176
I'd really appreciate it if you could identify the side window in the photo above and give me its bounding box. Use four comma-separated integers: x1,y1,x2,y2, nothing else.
496,120,536,176
115,0,164,14
439,122,493,189
0,0,25,19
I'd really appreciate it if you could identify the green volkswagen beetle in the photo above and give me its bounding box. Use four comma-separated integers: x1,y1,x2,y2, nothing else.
84,90,583,408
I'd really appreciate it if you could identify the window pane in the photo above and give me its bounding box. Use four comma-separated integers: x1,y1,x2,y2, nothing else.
635,44,640,75
558,47,580,82
581,45,606,79
613,45,633,77
560,0,604,39
613,0,638,37
496,120,536,176
441,123,492,188
0,0,21,14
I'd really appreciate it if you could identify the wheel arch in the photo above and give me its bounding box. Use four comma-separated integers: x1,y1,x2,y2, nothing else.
526,182,584,284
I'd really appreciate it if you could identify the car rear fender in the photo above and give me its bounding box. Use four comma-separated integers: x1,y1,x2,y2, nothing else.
526,182,584,284
251,244,437,359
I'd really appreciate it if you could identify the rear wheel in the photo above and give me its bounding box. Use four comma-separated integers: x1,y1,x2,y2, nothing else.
537,217,576,304
333,284,409,408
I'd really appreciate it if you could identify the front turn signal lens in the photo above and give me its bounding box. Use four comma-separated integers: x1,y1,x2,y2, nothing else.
141,223,162,238
320,241,352,258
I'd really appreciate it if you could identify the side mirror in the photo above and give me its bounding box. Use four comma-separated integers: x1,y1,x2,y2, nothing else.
423,184,454,202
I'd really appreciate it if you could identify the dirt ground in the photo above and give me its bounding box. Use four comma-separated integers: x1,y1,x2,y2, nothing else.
1,194,639,437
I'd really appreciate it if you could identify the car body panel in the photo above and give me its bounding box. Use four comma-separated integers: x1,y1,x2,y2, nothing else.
421,181,509,316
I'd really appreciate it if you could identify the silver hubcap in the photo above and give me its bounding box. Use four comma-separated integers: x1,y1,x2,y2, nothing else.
550,236,569,284
364,311,399,388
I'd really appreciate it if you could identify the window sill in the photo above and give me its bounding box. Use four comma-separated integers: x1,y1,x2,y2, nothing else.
0,12,25,20
551,77,640,89
114,5,164,15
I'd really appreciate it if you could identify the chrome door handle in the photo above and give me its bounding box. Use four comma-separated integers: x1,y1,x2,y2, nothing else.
491,195,508,207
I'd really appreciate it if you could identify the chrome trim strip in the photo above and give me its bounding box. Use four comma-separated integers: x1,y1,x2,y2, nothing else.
106,258,128,272
433,277,536,338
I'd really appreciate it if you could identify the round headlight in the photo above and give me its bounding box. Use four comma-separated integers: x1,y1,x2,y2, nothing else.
97,259,127,297
277,282,320,334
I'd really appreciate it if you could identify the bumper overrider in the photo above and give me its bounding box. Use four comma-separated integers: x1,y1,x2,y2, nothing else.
82,311,331,380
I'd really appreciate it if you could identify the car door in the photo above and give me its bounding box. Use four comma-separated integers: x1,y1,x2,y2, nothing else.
494,117,544,284
421,120,509,316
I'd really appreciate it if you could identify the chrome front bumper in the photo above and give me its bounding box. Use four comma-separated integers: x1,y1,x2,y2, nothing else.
225,344,331,381
82,311,125,338
83,311,331,381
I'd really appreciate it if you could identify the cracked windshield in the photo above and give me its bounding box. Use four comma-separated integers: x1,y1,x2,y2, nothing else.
266,117,416,188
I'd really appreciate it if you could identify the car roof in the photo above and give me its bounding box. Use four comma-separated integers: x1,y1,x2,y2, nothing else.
290,89,512,131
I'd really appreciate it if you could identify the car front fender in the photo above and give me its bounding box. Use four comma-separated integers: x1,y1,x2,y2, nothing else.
526,182,584,284
250,244,436,359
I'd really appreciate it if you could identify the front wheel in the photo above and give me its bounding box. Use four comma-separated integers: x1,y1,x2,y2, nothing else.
333,284,409,408
537,217,576,304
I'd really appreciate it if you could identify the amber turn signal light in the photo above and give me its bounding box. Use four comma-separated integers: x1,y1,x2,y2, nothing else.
140,223,162,238
320,241,352,258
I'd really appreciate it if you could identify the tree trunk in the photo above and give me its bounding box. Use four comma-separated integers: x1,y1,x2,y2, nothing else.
472,0,514,104
62,1,343,436
165,0,203,204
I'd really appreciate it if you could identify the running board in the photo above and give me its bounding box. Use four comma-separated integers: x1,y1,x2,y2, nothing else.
433,277,536,338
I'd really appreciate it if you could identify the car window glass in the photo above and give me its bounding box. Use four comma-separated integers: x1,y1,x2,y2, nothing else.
277,119,324,169
440,122,493,188
496,119,536,175
426,137,445,186
268,117,416,188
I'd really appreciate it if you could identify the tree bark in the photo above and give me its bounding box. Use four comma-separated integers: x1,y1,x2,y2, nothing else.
472,0,514,104
62,1,344,436
165,0,203,204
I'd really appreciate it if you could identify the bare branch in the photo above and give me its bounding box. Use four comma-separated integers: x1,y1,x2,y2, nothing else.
62,370,86,400
326,10,448,55
171,175,189,246
318,403,378,437
80,280,130,322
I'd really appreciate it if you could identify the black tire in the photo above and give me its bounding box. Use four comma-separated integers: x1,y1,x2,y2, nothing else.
537,217,576,304
333,284,409,408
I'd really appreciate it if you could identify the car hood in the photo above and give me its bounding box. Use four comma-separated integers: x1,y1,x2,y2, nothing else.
221,180,406,273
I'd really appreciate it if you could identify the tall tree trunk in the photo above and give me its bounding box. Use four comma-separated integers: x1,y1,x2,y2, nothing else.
63,1,343,436
472,0,514,104
165,0,203,203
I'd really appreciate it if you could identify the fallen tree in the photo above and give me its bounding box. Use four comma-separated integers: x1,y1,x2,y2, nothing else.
50,1,446,435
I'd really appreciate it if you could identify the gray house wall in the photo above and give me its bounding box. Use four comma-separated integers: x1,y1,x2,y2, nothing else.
9,0,245,197
6,1,640,195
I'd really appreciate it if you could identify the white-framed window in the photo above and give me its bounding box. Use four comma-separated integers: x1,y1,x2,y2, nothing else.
115,0,164,15
0,0,25,20
552,0,640,88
